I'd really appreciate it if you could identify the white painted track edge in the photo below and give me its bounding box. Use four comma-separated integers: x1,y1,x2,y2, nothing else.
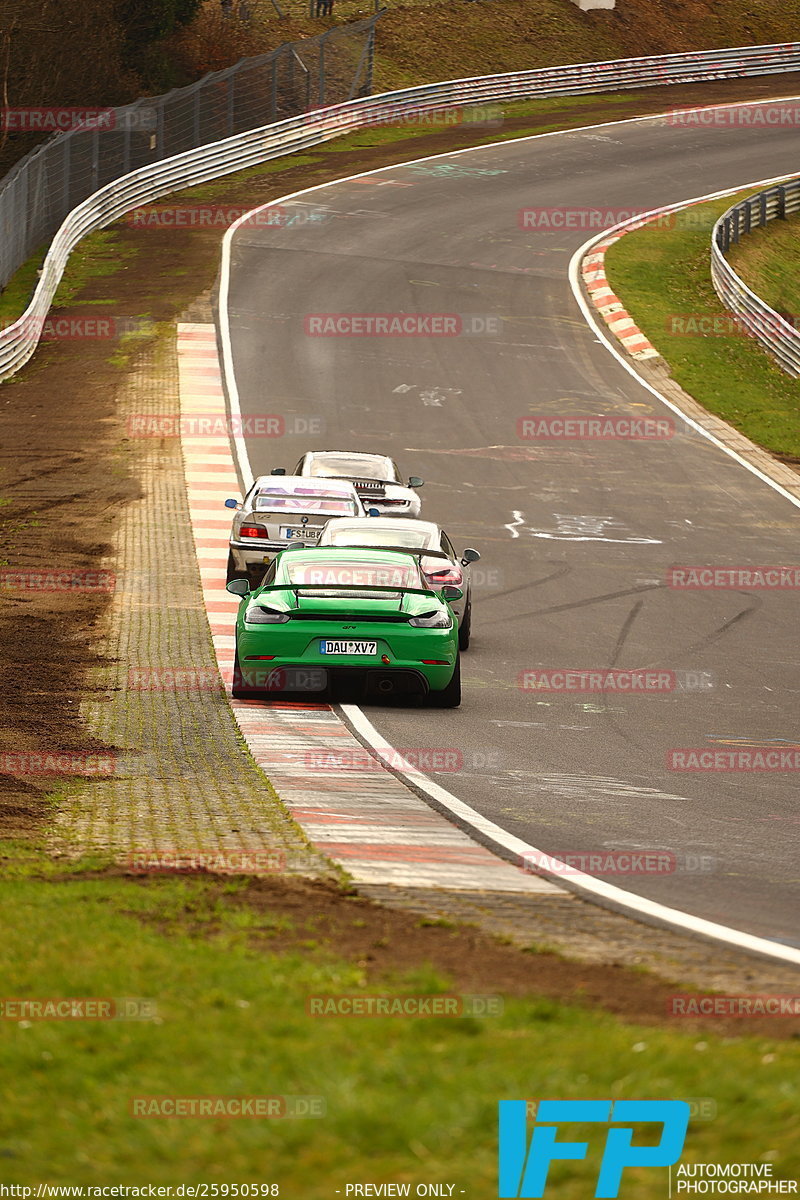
218,100,800,968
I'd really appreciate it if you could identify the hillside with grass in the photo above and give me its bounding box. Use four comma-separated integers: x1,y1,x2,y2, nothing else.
175,0,800,91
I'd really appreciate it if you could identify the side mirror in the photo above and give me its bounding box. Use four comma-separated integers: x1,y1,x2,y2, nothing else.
368,507,381,517
226,578,250,596
224,498,240,509
408,476,424,488
271,468,286,475
441,585,463,601
461,547,481,565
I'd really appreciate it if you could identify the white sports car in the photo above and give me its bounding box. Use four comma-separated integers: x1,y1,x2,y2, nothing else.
277,451,424,518
316,516,480,650
225,476,366,583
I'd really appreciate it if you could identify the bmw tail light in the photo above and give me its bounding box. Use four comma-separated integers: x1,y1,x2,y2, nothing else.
240,524,268,538
421,559,463,588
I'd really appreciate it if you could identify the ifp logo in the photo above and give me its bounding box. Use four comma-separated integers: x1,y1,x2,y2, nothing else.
499,1100,690,1197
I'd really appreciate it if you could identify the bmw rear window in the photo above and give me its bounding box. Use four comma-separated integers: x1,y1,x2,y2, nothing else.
254,490,357,515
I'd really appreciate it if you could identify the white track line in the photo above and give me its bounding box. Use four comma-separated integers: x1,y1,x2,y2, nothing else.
218,98,800,966
568,178,800,512
342,704,800,965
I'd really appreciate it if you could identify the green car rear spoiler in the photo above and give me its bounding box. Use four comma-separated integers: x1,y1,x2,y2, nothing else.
256,584,439,598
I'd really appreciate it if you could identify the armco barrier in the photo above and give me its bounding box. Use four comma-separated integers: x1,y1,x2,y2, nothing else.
711,178,800,376
3,41,800,380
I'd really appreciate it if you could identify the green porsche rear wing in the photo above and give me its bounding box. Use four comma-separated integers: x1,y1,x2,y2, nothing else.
255,584,439,598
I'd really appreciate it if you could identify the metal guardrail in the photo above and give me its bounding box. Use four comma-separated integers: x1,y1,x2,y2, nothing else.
0,16,381,294
711,179,800,377
4,40,800,380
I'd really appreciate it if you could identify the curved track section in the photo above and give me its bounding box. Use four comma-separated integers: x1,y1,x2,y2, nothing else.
221,102,800,951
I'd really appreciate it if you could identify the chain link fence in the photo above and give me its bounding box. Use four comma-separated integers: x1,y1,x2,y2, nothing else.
0,14,381,290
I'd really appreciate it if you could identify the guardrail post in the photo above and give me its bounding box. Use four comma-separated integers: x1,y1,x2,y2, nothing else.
732,207,740,244
777,185,787,219
743,200,751,235
759,192,768,227
271,56,278,121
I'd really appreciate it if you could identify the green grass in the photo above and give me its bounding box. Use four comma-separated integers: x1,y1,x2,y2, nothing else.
0,245,46,326
52,229,139,308
728,211,800,318
604,191,800,459
0,857,797,1188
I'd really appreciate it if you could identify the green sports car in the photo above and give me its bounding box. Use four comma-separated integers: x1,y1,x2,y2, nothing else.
226,546,462,707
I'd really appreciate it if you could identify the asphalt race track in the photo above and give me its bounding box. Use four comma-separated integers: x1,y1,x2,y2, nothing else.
222,102,800,947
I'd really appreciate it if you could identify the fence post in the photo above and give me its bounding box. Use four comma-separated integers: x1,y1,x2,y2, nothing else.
91,127,100,193
731,207,740,244
227,71,236,137
271,55,278,121
743,200,751,235
759,192,767,227
122,111,132,175
193,88,201,146
62,134,71,214
156,100,165,160
319,31,327,106
777,185,787,219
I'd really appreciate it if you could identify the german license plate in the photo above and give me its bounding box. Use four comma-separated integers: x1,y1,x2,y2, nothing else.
281,526,320,540
319,640,377,656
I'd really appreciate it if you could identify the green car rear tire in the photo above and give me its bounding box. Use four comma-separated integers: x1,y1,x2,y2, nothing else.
427,654,461,708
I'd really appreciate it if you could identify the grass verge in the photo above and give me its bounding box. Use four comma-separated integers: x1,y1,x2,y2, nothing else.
0,852,798,1187
728,209,800,318
604,191,800,461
